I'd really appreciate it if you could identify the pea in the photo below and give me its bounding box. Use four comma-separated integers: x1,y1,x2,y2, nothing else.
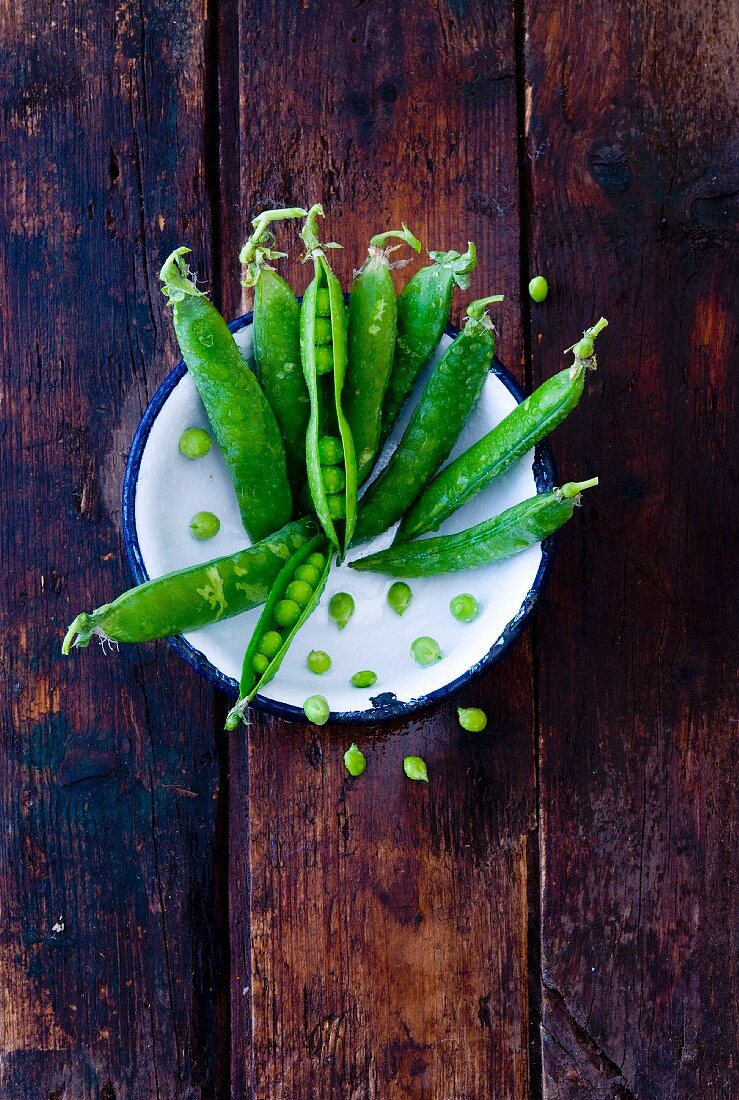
387,581,412,616
403,756,428,782
285,579,313,609
573,337,594,359
303,694,330,725
329,591,355,630
350,670,377,689
326,492,346,520
322,466,346,494
273,599,302,629
528,275,548,302
450,593,480,622
307,649,331,675
316,287,331,316
179,427,212,459
257,630,283,659
252,653,270,676
318,436,344,466
294,563,321,586
189,511,220,540
315,345,334,375
306,551,327,571
411,636,442,666
343,743,366,777
315,316,333,345
458,707,488,732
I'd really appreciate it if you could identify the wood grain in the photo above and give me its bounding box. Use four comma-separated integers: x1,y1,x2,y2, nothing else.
524,0,739,1095
0,1,226,1095
228,2,536,1095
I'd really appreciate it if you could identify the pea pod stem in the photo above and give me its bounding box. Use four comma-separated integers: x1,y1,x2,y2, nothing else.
350,480,598,577
239,206,308,287
368,225,422,253
565,316,609,356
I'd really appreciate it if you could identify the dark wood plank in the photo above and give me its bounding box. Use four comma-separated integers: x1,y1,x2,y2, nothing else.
525,1,739,1095
0,2,227,1095
227,3,537,1096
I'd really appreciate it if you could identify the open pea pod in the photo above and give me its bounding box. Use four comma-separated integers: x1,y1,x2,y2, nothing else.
225,533,332,728
299,204,358,556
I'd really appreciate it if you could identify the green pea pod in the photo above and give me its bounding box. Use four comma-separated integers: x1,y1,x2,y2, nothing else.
239,209,311,492
380,243,477,442
353,295,503,546
395,319,608,541
299,205,358,556
344,225,422,483
349,480,598,577
61,518,316,651
225,533,332,728
160,248,293,542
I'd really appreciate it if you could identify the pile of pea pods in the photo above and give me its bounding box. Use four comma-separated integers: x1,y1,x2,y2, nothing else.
63,203,605,740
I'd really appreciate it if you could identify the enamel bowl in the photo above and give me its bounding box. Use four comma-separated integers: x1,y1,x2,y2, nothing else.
122,314,556,723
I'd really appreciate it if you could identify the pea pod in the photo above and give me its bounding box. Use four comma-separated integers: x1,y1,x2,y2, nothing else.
349,480,598,577
344,225,421,483
240,208,311,492
395,318,608,542
61,518,316,651
380,243,477,441
299,205,358,556
352,296,503,546
160,248,292,542
225,533,332,728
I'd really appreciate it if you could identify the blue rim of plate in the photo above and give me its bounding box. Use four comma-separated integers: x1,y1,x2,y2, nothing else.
122,311,558,724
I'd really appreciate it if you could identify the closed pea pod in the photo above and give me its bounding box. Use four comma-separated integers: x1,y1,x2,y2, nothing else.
350,480,599,577
396,317,608,542
353,296,503,546
380,243,477,442
62,517,315,652
160,248,292,542
226,533,332,728
344,225,421,483
240,207,311,492
299,205,358,555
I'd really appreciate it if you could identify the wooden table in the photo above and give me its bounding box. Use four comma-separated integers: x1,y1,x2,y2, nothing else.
2,1,736,1096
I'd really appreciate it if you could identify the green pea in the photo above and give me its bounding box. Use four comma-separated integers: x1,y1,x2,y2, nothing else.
316,287,331,316
403,755,428,782
387,581,412,616
273,599,302,628
189,511,220,540
573,337,594,359
315,316,333,345
307,649,331,675
303,694,330,725
450,593,480,622
411,636,442,666
318,435,343,466
326,492,346,520
343,743,366,777
179,427,212,459
322,466,346,494
285,579,313,609
350,670,377,689
315,345,334,375
458,707,488,732
257,630,283,659
307,551,327,570
528,275,548,302
295,564,321,587
252,652,270,676
329,591,355,630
